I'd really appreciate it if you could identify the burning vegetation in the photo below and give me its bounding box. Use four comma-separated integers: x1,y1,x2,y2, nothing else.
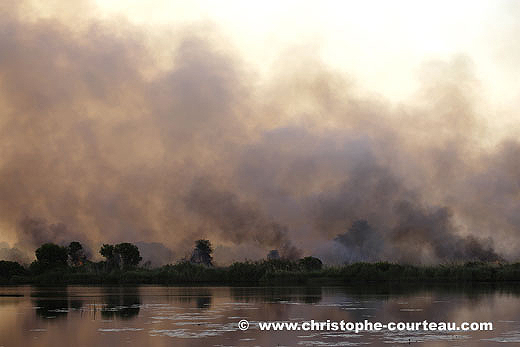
1,238,519,286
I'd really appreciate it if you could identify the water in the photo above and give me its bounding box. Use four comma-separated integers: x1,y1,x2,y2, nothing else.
0,284,519,346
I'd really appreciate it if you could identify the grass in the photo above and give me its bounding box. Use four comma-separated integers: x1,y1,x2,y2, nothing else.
3,259,520,285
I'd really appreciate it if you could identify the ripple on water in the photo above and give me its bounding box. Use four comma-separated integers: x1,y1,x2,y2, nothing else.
98,328,144,332
382,330,470,344
482,330,520,343
297,341,370,346
149,329,221,338
150,312,223,320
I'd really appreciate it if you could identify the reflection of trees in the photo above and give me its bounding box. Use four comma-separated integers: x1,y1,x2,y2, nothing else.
196,295,212,309
34,297,69,319
338,281,520,302
300,286,322,304
167,288,213,309
230,286,322,304
333,282,520,323
31,287,83,320
100,287,141,320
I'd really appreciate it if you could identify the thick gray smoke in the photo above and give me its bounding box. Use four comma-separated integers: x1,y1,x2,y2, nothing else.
309,156,502,263
335,210,501,264
1,0,520,264
14,217,93,261
135,242,175,267
16,217,87,250
184,179,301,259
0,242,30,265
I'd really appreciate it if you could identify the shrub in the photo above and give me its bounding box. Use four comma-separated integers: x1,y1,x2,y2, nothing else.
299,257,323,271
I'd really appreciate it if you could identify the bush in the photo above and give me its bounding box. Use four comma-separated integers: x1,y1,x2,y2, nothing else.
33,243,68,273
299,257,323,271
0,260,27,280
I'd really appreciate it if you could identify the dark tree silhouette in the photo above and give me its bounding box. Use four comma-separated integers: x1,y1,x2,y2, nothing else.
299,256,323,271
196,240,212,254
100,243,118,269
0,260,26,280
100,244,115,259
190,239,213,266
68,241,86,266
114,243,142,269
34,243,68,271
99,243,141,269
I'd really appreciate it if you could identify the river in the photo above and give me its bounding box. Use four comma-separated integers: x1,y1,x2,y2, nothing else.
0,284,518,346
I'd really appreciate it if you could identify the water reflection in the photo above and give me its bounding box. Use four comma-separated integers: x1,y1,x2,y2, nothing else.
167,287,213,309
1,284,520,346
32,287,83,320
100,287,141,320
230,286,322,304
196,295,212,309
338,281,520,298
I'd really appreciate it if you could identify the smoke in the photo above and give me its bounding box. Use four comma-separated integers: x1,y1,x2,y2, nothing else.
390,202,501,263
135,242,174,267
334,220,383,263
334,207,501,264
13,217,93,260
184,179,301,259
309,154,502,263
16,217,86,249
0,0,520,264
0,242,30,264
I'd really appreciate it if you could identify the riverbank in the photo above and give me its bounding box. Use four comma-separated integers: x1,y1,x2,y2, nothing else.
3,260,520,285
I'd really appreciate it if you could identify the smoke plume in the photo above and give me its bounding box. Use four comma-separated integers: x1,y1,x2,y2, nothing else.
1,0,519,264
184,179,301,259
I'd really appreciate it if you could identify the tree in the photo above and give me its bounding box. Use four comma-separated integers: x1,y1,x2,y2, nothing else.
0,260,26,281
196,240,213,255
190,239,213,266
334,219,381,262
100,244,115,260
114,243,142,269
68,241,86,266
34,243,68,271
299,256,323,271
100,244,118,270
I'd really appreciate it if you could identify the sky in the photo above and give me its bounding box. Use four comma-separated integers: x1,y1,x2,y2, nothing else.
91,0,519,127
24,0,520,114
1,0,519,264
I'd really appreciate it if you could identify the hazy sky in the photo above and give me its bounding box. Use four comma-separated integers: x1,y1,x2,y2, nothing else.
19,0,520,134
92,0,519,123
1,0,520,264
